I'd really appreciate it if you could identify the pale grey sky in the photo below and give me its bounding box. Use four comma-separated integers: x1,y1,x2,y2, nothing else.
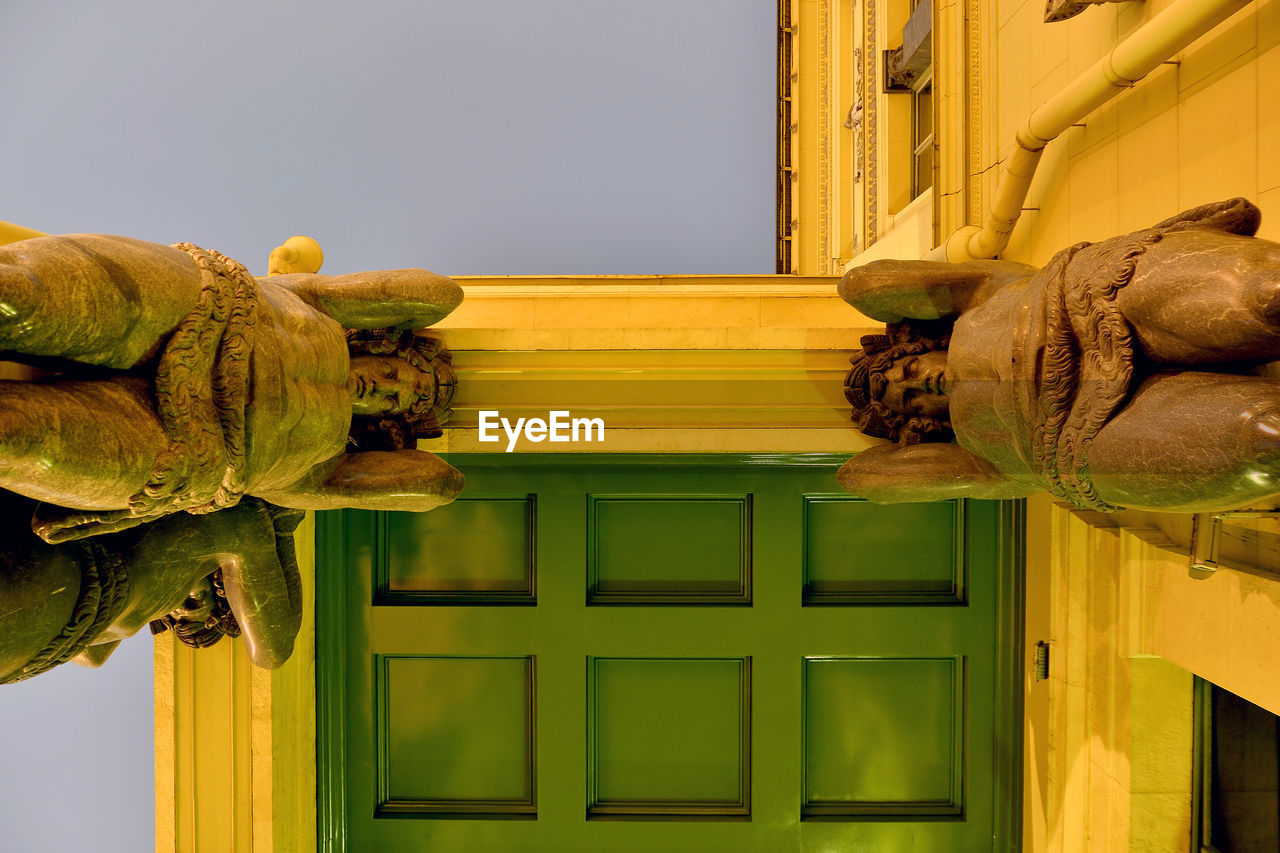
0,2,774,850
1,0,773,275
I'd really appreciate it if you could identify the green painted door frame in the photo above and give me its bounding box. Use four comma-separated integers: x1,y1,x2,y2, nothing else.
316,454,1024,852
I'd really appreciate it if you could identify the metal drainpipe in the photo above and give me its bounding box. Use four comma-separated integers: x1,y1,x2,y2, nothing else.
927,0,1253,262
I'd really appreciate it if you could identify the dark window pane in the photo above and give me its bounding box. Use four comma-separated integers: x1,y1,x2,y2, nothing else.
1208,684,1280,851
915,82,933,143
915,143,934,197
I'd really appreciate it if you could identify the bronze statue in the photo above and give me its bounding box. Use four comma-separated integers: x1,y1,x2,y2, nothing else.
0,234,465,542
837,198,1280,513
1042,0,1129,23
0,494,305,682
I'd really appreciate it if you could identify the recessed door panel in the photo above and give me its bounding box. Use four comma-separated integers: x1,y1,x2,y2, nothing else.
377,497,536,604
802,656,963,817
589,656,751,817
588,495,752,604
377,655,536,817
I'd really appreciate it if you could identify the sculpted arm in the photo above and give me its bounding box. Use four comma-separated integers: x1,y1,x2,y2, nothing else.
269,269,464,330
838,259,1035,323
837,442,1034,503
2,497,306,680
97,499,305,670
0,235,206,368
259,450,465,513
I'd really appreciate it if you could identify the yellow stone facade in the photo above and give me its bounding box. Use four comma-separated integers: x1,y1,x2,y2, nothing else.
787,0,1280,849
40,1,1268,848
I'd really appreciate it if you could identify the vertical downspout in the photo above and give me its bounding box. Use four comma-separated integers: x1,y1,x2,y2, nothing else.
928,0,1253,262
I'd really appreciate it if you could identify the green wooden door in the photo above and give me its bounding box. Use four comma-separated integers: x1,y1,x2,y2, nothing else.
318,455,1021,852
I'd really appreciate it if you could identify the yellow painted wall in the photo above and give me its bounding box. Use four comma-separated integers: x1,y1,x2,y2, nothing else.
988,5,1280,850
793,0,1280,850
155,514,317,853
995,0,1280,261
1023,498,1197,853
794,0,1279,262
433,274,872,454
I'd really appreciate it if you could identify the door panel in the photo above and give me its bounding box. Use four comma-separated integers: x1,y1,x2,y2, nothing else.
589,657,751,816
801,656,963,816
377,496,537,603
321,455,1014,852
377,655,536,817
589,495,751,603
802,498,963,603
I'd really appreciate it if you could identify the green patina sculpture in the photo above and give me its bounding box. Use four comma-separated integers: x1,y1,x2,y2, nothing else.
0,493,304,682
838,198,1280,513
0,234,466,679
0,234,465,542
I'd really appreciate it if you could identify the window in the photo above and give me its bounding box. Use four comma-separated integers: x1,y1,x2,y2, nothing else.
912,72,933,198
882,0,933,211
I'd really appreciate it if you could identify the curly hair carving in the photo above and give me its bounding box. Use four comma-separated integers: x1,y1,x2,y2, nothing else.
149,567,240,649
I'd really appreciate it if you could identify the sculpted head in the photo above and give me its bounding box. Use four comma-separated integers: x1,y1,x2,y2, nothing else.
349,354,435,416
346,329,456,450
845,320,954,445
150,571,240,649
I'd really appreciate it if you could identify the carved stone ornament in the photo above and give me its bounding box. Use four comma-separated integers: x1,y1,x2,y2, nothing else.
838,198,1280,514
845,47,865,183
0,235,466,680
864,0,880,245
1042,0,1134,23
883,0,931,90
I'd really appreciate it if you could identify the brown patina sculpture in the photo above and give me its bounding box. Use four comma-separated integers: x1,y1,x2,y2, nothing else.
1042,0,1129,23
0,493,304,683
838,198,1280,513
0,234,464,542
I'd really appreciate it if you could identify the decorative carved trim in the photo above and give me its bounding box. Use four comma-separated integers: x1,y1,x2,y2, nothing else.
845,47,864,183
820,0,834,273
777,0,795,274
838,1,864,258
966,0,983,227
864,0,879,246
